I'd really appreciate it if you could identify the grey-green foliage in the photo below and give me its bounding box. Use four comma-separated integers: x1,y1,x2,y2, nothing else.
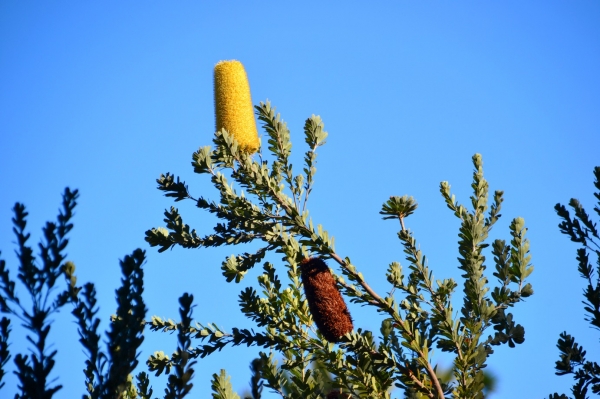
550,167,600,399
212,369,241,399
145,101,534,398
0,188,150,399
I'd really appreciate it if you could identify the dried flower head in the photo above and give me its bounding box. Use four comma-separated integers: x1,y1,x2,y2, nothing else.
300,257,353,343
213,60,260,153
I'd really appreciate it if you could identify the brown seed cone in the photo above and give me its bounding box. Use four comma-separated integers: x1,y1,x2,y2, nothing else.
300,257,353,343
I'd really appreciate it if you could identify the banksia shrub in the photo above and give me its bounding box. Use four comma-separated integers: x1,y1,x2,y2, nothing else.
148,64,536,397
213,60,260,153
300,257,353,342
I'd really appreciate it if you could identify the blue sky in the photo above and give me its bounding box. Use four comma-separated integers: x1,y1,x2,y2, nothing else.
1,2,599,398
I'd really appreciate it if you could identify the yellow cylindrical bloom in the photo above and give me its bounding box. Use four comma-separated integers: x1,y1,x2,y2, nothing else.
214,60,260,153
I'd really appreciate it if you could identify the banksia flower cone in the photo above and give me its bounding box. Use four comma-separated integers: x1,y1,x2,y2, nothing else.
214,60,260,153
300,258,353,343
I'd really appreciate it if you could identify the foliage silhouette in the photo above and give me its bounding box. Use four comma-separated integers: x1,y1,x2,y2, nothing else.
549,167,600,399
0,189,148,399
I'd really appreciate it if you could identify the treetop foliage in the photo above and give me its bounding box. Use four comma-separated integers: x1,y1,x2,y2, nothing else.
143,88,535,397
549,167,600,399
8,59,600,398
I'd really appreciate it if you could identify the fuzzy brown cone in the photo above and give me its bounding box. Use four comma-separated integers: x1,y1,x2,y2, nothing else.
300,257,353,343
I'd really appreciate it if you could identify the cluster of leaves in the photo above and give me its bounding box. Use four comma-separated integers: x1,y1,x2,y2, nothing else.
145,101,535,398
0,188,149,399
549,167,600,399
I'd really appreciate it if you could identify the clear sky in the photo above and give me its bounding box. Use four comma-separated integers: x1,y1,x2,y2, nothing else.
1,2,599,398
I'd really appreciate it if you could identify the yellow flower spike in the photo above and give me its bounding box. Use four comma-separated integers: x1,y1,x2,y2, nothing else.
213,60,260,154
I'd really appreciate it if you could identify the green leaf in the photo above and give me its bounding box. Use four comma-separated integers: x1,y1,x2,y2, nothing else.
211,369,241,399
380,196,418,220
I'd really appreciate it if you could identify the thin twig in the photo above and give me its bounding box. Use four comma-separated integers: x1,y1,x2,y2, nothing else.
404,366,435,399
334,277,380,307
330,252,384,304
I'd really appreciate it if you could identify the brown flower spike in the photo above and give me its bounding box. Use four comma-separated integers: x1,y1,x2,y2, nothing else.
300,257,353,343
